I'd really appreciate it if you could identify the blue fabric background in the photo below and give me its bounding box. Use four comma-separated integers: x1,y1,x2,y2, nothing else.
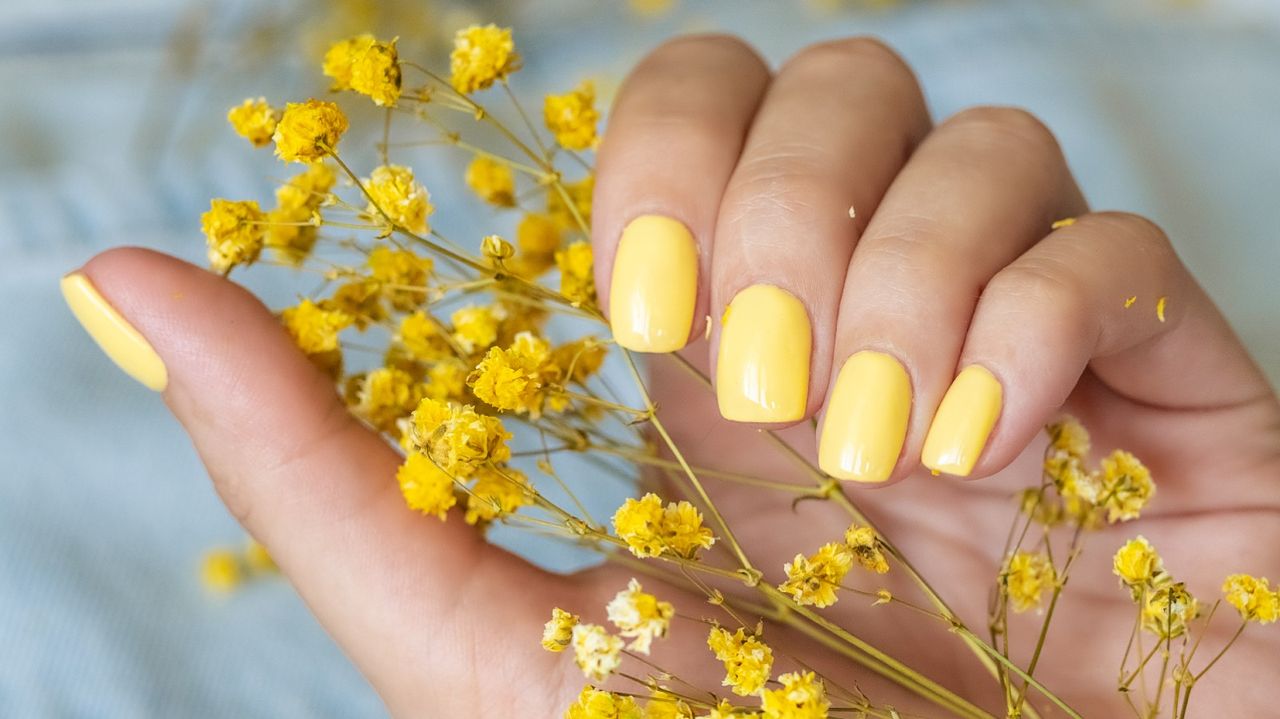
1,0,1277,716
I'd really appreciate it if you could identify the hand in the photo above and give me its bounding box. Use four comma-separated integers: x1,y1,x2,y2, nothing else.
65,34,1280,717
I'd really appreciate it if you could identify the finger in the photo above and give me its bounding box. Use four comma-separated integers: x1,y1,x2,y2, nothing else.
817,105,1086,483
594,34,771,352
711,38,931,425
921,211,1277,478
61,248,587,713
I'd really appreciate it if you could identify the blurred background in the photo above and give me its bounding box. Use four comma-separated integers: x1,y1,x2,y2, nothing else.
2,0,1277,715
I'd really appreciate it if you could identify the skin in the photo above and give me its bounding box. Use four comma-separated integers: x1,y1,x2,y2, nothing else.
74,35,1280,717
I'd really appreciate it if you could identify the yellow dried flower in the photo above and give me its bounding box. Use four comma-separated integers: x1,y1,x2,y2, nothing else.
565,686,642,719
395,452,457,520
760,671,829,719
707,626,773,697
451,304,505,354
544,81,600,151
407,398,511,477
553,337,607,384
1113,536,1164,589
465,155,516,207
780,543,853,608
368,246,433,311
244,539,277,574
1004,551,1056,613
425,358,469,402
1046,415,1090,460
1223,574,1280,624
549,174,594,229
1098,450,1155,522
397,311,452,362
843,525,889,574
611,493,716,559
273,99,348,163
643,690,693,719
281,299,353,354
1143,582,1198,639
202,198,265,273
354,367,422,433
325,279,385,329
449,24,521,94
557,241,596,306
362,165,433,234
704,700,760,719
542,607,579,652
468,331,558,416
605,578,673,655
201,549,242,592
1046,454,1103,528
464,465,530,525
322,35,402,106
226,97,278,147
511,212,562,277
571,623,623,682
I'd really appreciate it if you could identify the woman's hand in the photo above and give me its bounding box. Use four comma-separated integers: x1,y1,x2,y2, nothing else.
65,34,1280,716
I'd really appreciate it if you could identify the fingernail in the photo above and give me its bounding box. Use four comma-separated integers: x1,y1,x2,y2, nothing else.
61,272,168,391
716,284,810,423
609,215,698,353
921,365,1003,477
818,351,912,483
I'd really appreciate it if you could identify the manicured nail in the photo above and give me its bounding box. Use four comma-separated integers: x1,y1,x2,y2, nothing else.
921,365,1003,477
716,284,811,423
61,272,168,391
818,351,912,483
609,215,698,353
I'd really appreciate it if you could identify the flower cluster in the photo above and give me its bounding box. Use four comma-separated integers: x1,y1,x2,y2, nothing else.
611,493,716,559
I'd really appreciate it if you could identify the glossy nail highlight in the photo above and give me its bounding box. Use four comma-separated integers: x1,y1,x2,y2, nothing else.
609,215,698,353
818,351,912,483
716,285,810,423
921,365,1003,477
61,272,168,391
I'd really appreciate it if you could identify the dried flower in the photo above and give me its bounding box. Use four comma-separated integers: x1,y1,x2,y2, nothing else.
407,398,511,477
542,607,579,652
450,24,521,94
201,549,242,592
1113,536,1164,590
226,97,278,147
244,539,277,574
323,35,402,106
363,165,433,234
844,525,889,574
465,155,516,207
707,626,773,697
571,623,623,682
1046,415,1090,460
354,367,422,433
549,174,594,228
367,246,433,311
612,493,716,559
1222,574,1280,624
780,543,853,608
273,99,348,163
468,331,557,416
1097,450,1155,522
1004,551,1056,613
545,81,600,151
760,671,829,719
451,304,505,354
281,299,352,354
557,241,596,306
605,578,673,655
565,686,642,719
396,453,457,520
464,465,530,525
398,311,452,362
1142,583,1198,639
202,199,266,273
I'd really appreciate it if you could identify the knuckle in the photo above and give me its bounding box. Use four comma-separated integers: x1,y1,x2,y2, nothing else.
783,36,914,82
1081,211,1182,276
945,105,1062,156
988,260,1091,333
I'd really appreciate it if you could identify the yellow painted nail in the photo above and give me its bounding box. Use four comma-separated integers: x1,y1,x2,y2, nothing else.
921,365,1003,477
608,215,698,353
716,284,811,423
61,272,168,391
818,351,912,483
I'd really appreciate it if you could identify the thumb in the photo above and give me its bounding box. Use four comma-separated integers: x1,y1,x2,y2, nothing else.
61,247,584,714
